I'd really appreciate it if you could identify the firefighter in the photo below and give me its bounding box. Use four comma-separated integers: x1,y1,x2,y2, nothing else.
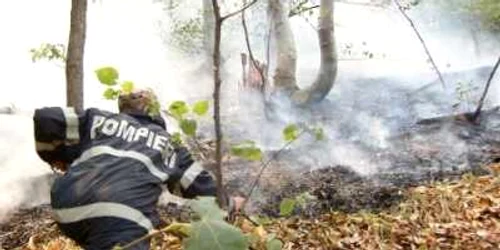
33,89,242,250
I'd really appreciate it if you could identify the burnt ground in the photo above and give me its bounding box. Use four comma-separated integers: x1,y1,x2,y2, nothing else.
2,108,500,249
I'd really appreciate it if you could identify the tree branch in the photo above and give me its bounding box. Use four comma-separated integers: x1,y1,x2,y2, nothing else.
221,0,258,22
288,5,320,17
241,0,266,90
472,55,500,122
243,131,306,208
393,0,446,89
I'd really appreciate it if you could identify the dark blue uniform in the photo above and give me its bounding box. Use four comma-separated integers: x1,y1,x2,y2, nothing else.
33,107,216,250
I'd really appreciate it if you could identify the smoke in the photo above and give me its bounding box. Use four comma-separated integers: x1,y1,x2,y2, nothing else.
1,0,500,220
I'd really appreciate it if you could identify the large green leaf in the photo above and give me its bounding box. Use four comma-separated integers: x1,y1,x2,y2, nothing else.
266,234,283,250
230,141,262,161
184,197,248,250
192,100,209,116
282,124,299,142
169,101,189,119
180,119,197,137
95,67,119,86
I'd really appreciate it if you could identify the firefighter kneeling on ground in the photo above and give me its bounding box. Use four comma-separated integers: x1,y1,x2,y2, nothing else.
33,89,244,250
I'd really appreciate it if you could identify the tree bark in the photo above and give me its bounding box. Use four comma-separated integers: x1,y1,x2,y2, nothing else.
66,0,87,110
269,0,298,93
211,0,226,208
270,0,337,105
292,0,337,104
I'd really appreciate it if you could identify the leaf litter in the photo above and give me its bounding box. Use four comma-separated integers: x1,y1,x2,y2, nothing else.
1,164,499,250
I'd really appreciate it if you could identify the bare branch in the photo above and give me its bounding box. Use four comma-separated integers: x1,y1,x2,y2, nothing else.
472,55,500,122
241,0,266,90
221,0,258,22
244,131,306,208
393,0,446,89
288,5,320,17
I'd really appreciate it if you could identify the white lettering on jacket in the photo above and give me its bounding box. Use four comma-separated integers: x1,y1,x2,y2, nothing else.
90,115,169,152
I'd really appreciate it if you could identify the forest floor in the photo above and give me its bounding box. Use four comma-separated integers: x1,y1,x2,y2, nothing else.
1,163,499,250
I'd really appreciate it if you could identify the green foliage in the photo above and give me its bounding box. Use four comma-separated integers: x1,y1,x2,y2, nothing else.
30,43,66,63
470,0,500,31
169,101,190,120
184,197,248,250
266,234,283,250
121,81,135,94
170,132,183,146
180,119,198,137
230,141,263,161
103,88,121,100
279,192,317,217
95,67,119,86
283,124,299,142
279,198,296,217
193,100,209,116
313,127,325,141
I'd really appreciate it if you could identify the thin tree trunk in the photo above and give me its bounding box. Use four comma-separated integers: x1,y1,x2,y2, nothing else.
66,0,87,110
211,0,225,208
472,55,500,122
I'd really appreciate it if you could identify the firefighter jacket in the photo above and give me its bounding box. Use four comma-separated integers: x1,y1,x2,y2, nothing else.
33,107,217,232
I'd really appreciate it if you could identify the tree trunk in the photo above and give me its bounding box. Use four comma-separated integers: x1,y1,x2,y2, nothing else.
66,0,87,110
269,0,298,93
270,0,337,105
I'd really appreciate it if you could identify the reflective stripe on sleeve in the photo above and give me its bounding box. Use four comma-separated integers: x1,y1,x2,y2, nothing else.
62,107,80,142
72,145,169,181
180,162,205,189
52,202,153,231
35,141,57,151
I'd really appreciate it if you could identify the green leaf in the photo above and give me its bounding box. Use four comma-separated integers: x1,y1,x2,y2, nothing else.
95,67,119,86
170,132,183,146
189,197,226,221
169,101,189,119
192,100,209,116
120,81,134,94
103,88,120,100
184,197,248,250
180,119,197,137
283,124,299,142
313,127,325,141
147,99,161,117
184,220,248,250
279,198,296,217
266,234,283,250
230,141,262,161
